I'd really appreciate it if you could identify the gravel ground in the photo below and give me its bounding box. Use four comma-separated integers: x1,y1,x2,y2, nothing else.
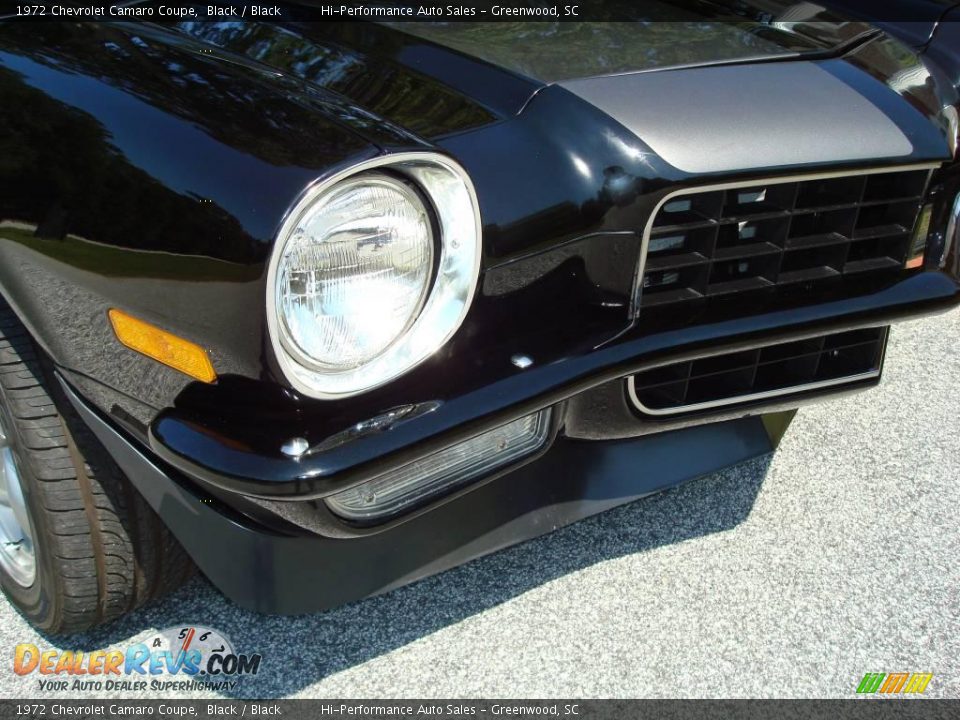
0,310,957,700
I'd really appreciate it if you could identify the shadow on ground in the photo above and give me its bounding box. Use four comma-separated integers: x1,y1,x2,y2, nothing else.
45,454,772,697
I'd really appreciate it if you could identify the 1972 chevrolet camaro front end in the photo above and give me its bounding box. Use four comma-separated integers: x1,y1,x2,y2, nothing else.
0,5,958,631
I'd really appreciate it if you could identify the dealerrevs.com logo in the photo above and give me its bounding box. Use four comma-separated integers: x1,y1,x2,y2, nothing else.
14,626,262,693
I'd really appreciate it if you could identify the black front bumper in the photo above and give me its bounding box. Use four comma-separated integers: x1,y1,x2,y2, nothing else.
63,375,782,615
63,267,960,614
146,271,960,502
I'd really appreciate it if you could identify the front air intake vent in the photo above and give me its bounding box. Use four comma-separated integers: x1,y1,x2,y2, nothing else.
636,167,932,309
628,327,888,415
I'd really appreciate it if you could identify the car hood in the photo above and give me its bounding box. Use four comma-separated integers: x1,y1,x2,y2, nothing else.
390,12,879,84
173,14,956,180
176,8,882,139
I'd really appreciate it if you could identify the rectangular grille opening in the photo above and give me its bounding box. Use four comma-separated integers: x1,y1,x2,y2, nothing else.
863,170,927,202
845,235,910,273
816,339,883,380
759,336,824,362
723,183,797,217
795,175,864,209
686,367,754,404
636,361,691,386
707,253,779,296
716,217,789,251
788,207,857,240
691,348,761,376
653,191,723,229
778,244,847,284
642,264,708,305
636,167,932,313
824,327,883,347
638,379,688,409
854,200,920,239
646,226,716,267
754,354,821,391
628,327,888,415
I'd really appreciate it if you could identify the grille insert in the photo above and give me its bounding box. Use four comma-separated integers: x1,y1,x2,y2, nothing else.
636,168,932,309
627,327,888,415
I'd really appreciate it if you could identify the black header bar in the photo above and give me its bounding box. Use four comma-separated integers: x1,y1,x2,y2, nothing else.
0,0,950,22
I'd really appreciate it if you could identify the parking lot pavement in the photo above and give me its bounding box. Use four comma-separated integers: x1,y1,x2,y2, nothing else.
0,310,957,700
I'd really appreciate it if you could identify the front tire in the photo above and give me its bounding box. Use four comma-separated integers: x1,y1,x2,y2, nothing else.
0,301,193,634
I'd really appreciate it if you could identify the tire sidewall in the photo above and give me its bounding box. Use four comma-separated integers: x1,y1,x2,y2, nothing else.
0,390,63,632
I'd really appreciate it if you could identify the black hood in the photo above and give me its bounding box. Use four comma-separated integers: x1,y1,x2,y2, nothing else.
173,6,882,136
384,0,883,83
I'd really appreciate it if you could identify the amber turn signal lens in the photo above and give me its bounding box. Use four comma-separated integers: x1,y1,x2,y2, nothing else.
108,309,217,384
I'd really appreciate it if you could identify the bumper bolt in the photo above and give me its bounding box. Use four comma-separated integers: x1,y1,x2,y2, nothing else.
281,437,309,459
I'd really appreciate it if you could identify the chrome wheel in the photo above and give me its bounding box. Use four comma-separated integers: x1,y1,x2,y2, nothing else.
0,411,36,586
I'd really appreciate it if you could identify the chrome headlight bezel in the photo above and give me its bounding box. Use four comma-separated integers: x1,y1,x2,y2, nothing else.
266,153,482,400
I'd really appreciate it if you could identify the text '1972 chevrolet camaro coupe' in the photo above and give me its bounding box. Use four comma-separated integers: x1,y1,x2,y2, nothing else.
0,4,958,633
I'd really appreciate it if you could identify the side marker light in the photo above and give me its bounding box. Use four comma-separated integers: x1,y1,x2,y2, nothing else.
108,309,217,383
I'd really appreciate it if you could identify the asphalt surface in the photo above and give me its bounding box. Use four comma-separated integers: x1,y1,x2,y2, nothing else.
0,310,957,700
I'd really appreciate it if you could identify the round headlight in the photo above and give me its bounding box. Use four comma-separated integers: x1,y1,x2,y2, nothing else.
267,153,482,399
276,175,434,370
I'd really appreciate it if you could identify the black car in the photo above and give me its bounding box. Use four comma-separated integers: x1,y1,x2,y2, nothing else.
1,2,958,634
821,0,957,49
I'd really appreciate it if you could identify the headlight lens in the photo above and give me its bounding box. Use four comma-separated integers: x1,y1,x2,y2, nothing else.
268,154,481,399
276,175,434,370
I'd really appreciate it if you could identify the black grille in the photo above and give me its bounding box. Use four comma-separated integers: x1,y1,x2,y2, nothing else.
628,327,888,414
637,169,930,308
